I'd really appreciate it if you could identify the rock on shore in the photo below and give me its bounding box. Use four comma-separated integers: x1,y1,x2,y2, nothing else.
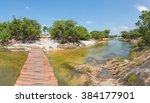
73,49,150,86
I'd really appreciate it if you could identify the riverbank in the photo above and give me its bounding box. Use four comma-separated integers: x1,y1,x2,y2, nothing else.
2,38,144,86
120,38,140,46
73,47,150,86
62,38,150,86
48,39,132,86
2,38,108,52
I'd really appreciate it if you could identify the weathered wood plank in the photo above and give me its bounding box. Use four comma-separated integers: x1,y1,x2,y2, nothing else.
15,47,58,86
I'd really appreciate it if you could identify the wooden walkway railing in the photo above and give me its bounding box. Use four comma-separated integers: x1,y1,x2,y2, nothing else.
15,47,58,86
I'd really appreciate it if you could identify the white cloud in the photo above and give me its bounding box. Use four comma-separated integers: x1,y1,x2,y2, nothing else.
111,26,129,34
135,5,149,12
85,21,93,24
111,26,129,31
26,6,30,9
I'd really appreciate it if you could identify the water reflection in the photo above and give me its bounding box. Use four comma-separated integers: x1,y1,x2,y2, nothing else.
86,38,133,61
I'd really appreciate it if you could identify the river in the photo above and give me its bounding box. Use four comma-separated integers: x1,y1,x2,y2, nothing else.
85,38,133,62
48,38,133,86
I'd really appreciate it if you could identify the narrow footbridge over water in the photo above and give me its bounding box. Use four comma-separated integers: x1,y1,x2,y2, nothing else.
15,47,58,86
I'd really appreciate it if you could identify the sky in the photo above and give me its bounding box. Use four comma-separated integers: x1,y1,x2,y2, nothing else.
0,0,150,34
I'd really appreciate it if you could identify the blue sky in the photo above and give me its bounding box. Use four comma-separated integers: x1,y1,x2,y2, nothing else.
0,0,150,34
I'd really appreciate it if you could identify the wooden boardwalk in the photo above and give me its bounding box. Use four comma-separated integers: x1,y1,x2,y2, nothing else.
15,47,58,86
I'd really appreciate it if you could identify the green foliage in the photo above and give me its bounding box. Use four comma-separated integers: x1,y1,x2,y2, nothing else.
50,20,91,43
10,17,41,41
121,29,140,39
136,11,150,47
42,26,49,35
125,73,144,86
0,30,11,45
90,31,102,40
50,20,110,43
121,11,150,49
121,31,128,38
74,26,91,40
0,17,41,45
50,20,78,43
0,22,11,45
90,30,110,40
129,51,140,59
103,29,110,38
108,35,118,38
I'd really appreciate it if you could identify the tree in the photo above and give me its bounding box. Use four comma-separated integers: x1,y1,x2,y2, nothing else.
10,17,41,42
103,29,110,38
121,31,129,39
129,29,140,39
90,30,103,40
74,26,90,40
0,22,11,45
90,29,110,40
0,30,11,45
136,11,150,47
43,26,49,35
121,29,140,39
50,20,82,43
109,35,118,38
0,17,41,44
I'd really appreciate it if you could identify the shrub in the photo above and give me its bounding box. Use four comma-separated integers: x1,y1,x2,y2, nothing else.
124,73,144,86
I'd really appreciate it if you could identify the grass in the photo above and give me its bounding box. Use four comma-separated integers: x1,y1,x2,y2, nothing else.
0,51,27,86
48,49,88,86
114,57,126,62
129,51,141,59
124,73,144,86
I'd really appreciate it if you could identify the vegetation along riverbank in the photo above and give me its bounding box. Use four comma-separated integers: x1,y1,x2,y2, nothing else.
0,10,150,86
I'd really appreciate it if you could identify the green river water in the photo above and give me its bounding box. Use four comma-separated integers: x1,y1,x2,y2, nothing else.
48,38,133,86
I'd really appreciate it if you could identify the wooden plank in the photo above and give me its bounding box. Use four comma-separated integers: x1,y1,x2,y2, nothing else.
15,47,58,86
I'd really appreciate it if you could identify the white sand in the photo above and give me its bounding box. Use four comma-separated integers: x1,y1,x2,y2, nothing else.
11,38,59,51
80,40,96,46
8,39,96,51
36,38,59,49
